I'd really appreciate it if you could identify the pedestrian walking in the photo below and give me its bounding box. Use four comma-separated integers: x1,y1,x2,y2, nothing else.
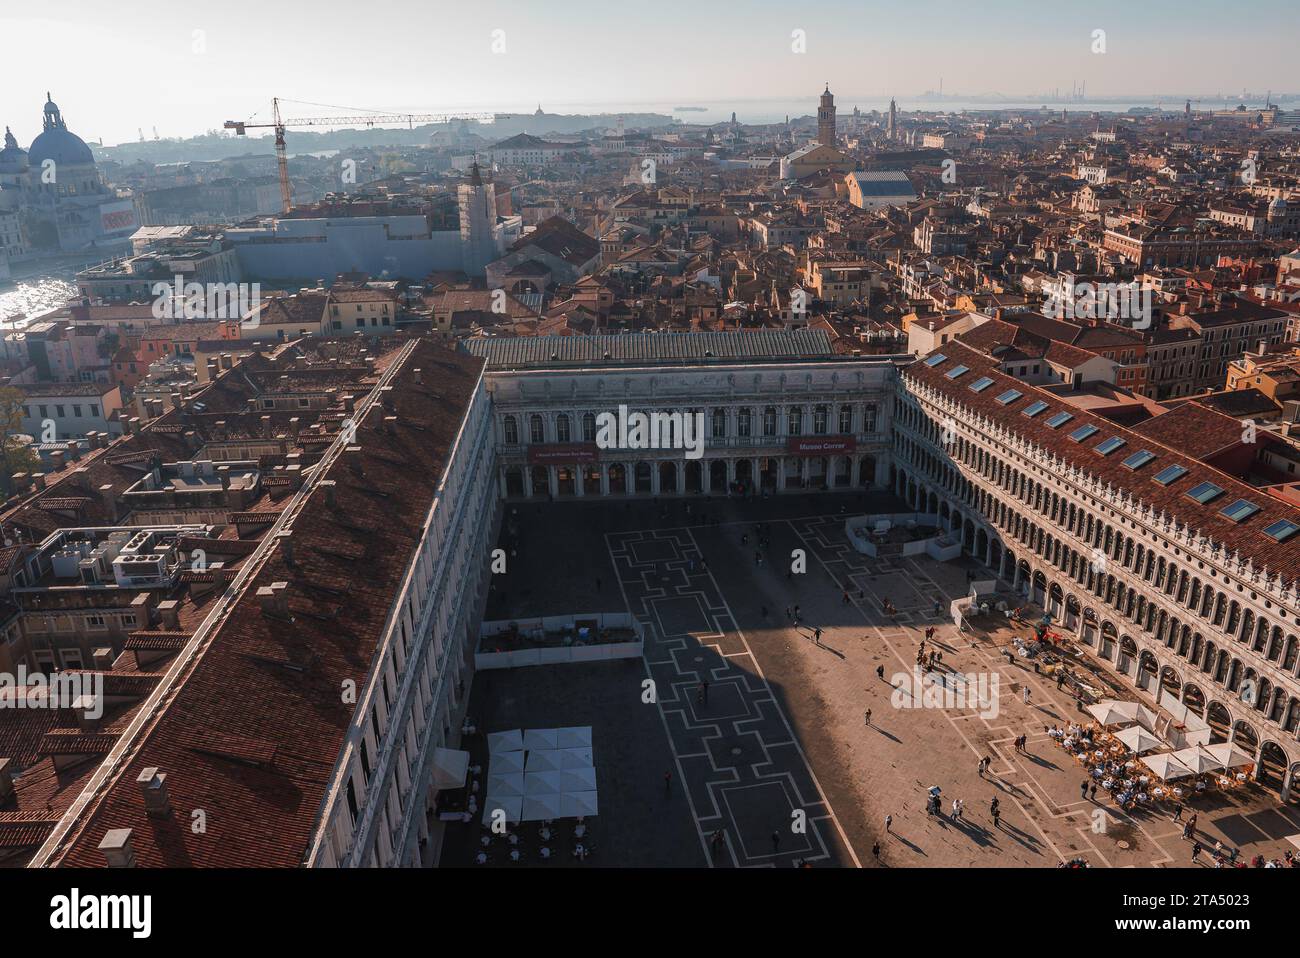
1182,822,1194,840
885,814,892,833
793,605,801,621
813,627,823,645
842,591,850,605
1172,802,1184,822
664,770,672,795
770,830,781,854
698,679,709,704
872,841,881,861
864,708,873,727
1081,780,1089,800
1191,841,1202,863
1022,687,1031,705
992,807,1001,828
1090,783,1098,801
876,665,885,680
1188,813,1198,833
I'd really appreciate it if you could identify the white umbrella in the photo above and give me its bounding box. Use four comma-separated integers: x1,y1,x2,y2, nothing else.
1088,700,1157,727
523,770,564,796
524,728,560,751
485,772,524,798
1141,752,1196,780
525,749,564,773
522,793,565,822
1171,745,1224,774
560,790,599,818
491,749,526,774
483,794,523,824
1203,742,1255,769
487,729,524,753
1115,725,1166,755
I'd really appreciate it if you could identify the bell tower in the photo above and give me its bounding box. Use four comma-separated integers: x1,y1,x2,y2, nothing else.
817,84,836,147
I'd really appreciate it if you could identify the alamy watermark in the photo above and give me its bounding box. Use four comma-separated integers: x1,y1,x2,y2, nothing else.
151,275,261,325
0,666,104,720
890,666,999,719
594,405,705,460
1042,280,1152,328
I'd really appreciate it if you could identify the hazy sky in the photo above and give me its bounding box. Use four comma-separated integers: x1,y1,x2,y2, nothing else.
2,0,1296,146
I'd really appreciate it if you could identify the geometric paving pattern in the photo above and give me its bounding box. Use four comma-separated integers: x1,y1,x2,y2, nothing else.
607,527,857,867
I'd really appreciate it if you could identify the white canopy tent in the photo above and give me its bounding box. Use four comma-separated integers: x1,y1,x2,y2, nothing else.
486,772,524,798
524,749,565,773
1170,745,1224,774
523,728,561,751
483,795,523,824
555,727,593,748
1142,752,1196,780
560,791,599,818
1203,742,1255,769
524,770,565,796
559,747,593,769
1114,725,1167,755
522,793,565,822
558,767,598,792
491,749,526,774
488,729,524,754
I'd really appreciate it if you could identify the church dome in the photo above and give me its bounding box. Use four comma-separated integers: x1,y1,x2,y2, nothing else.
27,94,95,168
0,126,28,173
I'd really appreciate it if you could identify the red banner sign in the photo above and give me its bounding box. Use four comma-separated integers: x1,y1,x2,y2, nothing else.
786,435,857,456
527,443,599,465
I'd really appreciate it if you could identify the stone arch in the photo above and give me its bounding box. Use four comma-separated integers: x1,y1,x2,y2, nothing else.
1182,683,1206,717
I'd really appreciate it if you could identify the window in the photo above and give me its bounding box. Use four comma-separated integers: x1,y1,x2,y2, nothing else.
813,405,828,435
72,405,82,417
1022,400,1049,418
944,364,970,379
923,353,948,367
555,415,570,443
1153,464,1187,485
1094,437,1126,456
712,408,727,439
994,389,1022,405
1263,518,1300,542
503,416,518,445
969,377,995,393
839,405,852,433
1186,481,1225,505
529,415,545,444
787,407,803,436
1069,424,1099,442
87,614,107,630
1045,411,1074,429
762,407,777,437
1122,450,1156,470
1220,498,1260,522
582,413,596,442
738,407,752,438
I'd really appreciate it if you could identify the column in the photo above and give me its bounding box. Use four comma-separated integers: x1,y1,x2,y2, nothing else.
777,457,787,492
547,466,558,498
498,468,508,499
801,457,811,489
524,467,534,498
574,464,584,497
676,461,685,496
850,456,861,488
702,460,712,494
651,461,661,495
600,464,611,496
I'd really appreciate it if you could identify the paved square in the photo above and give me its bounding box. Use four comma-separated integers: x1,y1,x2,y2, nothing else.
470,493,1300,868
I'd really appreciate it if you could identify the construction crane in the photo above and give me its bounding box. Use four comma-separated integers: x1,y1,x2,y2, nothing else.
224,98,499,213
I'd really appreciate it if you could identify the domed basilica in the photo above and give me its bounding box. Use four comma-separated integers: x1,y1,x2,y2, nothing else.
0,94,137,258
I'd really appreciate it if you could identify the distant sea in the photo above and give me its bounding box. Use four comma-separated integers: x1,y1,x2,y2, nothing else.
505,95,1297,126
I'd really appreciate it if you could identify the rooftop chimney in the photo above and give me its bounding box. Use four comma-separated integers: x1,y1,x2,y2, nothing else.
0,758,13,805
137,767,172,817
276,530,295,566
319,479,337,507
257,581,290,619
92,647,114,670
73,693,103,732
98,828,136,868
157,599,180,630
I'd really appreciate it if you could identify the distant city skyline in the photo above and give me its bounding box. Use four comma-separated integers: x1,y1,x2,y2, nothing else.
2,0,1298,146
